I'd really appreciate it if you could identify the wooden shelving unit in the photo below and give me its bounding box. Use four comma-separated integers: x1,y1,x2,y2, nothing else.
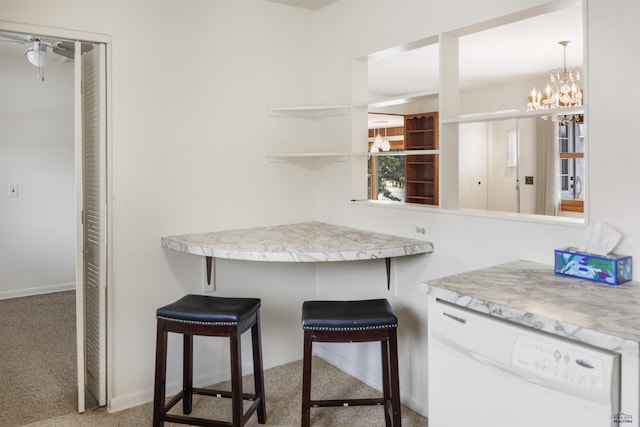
404,112,439,205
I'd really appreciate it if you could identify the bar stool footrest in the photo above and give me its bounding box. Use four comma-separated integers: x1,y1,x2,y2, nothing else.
192,387,259,401
310,397,385,407
163,413,234,427
161,390,263,426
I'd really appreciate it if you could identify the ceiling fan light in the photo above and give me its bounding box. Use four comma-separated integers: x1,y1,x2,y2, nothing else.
26,42,50,67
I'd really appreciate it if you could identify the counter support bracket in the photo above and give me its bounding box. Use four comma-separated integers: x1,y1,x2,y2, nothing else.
385,258,391,290
206,256,215,291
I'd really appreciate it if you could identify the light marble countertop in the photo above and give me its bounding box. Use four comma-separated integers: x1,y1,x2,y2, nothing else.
161,221,434,262
423,260,640,350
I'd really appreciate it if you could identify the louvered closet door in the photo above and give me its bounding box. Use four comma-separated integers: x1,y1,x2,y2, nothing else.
76,41,107,410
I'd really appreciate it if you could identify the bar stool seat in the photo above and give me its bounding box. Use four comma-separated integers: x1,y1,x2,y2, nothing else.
153,294,266,427
301,299,401,427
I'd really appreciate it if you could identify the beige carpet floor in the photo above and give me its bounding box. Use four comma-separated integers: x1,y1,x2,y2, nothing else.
25,358,427,426
0,291,78,427
2,291,428,426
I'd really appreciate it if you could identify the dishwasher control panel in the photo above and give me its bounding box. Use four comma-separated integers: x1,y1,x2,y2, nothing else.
511,334,607,391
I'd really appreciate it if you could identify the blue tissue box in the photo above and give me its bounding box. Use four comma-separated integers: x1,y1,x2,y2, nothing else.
554,247,632,285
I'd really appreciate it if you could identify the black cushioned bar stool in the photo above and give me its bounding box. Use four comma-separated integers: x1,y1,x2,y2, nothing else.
153,294,266,427
301,299,401,427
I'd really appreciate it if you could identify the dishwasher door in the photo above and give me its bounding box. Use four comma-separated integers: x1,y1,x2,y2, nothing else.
428,299,620,427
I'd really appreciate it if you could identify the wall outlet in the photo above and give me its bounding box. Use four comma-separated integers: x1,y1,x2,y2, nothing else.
413,223,430,239
8,184,18,198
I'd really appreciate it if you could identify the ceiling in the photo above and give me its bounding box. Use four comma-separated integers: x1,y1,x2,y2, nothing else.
0,2,582,128
368,3,583,97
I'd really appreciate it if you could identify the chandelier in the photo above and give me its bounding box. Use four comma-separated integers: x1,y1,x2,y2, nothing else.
527,41,583,120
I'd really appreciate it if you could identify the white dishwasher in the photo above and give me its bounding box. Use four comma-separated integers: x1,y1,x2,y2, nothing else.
428,299,621,427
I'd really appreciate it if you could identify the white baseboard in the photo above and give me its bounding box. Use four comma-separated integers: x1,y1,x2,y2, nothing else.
314,344,427,417
0,282,76,300
108,349,302,413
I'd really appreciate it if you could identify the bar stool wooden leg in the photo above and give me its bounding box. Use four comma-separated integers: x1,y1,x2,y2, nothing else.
252,314,267,423
183,334,193,415
301,331,313,427
153,321,168,427
389,328,402,426
230,328,243,427
381,339,392,427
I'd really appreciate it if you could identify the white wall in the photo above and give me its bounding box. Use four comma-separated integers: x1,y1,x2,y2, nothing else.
1,0,638,420
313,0,640,416
1,0,322,411
102,0,321,410
0,55,75,299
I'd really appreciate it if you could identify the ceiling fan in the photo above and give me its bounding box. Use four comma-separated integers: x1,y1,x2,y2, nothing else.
0,31,92,80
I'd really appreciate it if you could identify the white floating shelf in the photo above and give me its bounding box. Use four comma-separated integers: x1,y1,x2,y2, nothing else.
361,90,439,109
268,105,350,112
267,105,350,118
266,152,351,162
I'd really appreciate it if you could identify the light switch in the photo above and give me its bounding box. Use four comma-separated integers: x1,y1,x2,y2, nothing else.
8,184,18,198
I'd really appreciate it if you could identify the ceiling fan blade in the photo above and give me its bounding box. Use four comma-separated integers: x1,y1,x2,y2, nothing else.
0,31,31,44
56,41,74,52
57,41,94,53
51,41,94,60
52,46,75,59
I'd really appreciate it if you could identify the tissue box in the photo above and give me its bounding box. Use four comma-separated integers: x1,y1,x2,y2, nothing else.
554,247,632,285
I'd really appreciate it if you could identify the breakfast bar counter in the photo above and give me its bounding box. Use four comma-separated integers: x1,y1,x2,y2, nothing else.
162,221,434,288
162,221,433,262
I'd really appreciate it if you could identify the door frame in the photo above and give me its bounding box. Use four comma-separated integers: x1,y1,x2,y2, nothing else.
0,19,113,412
